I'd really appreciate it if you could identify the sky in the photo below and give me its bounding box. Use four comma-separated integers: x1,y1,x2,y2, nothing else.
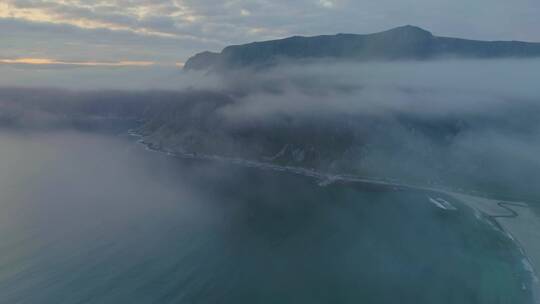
0,0,539,88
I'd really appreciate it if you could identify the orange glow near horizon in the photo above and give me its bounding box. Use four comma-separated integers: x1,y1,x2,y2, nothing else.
0,58,156,67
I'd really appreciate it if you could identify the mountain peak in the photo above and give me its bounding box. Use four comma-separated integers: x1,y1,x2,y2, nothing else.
184,26,540,70
381,25,433,37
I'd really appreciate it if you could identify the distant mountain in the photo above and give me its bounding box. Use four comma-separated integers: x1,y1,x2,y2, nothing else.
184,25,540,70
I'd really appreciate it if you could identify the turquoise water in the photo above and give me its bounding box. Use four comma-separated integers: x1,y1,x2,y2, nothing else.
0,130,533,303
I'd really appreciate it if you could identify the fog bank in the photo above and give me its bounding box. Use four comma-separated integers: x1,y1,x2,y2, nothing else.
1,59,539,202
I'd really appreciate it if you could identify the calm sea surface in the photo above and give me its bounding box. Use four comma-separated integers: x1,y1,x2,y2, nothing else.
0,130,533,304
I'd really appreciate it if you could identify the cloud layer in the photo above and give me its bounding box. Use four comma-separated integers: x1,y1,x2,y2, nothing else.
1,58,539,203
1,0,540,74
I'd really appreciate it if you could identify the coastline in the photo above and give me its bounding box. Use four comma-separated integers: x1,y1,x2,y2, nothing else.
448,193,540,303
129,129,540,303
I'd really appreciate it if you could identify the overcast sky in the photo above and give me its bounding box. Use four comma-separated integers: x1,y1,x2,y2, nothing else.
1,0,539,88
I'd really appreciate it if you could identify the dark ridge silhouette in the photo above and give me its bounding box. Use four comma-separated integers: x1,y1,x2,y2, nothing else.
185,25,540,70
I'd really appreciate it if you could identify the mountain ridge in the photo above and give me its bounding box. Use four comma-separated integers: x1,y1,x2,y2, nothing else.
184,25,540,70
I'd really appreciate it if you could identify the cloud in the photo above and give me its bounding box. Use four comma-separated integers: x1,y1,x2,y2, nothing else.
214,59,540,122
1,0,540,87
194,59,540,200
1,58,539,202
318,0,336,9
0,17,216,65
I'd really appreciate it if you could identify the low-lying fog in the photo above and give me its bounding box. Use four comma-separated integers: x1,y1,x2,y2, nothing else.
1,59,539,204
0,59,538,303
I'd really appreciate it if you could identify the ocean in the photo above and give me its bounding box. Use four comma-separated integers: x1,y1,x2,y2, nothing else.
0,130,533,303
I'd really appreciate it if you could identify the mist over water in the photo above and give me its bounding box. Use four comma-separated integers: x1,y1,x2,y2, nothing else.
0,130,533,303
1,2,540,300
0,59,538,303
0,65,190,91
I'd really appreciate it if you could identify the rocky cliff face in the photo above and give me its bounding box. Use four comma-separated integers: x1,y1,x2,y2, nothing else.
135,89,540,201
184,25,540,71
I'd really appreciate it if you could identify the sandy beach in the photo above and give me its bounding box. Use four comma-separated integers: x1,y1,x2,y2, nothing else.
449,193,540,303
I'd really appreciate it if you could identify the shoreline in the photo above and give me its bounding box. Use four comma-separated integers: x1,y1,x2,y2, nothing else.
448,193,540,303
127,129,531,201
129,130,540,303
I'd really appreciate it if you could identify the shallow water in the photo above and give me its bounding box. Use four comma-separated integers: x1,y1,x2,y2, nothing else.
0,130,533,303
